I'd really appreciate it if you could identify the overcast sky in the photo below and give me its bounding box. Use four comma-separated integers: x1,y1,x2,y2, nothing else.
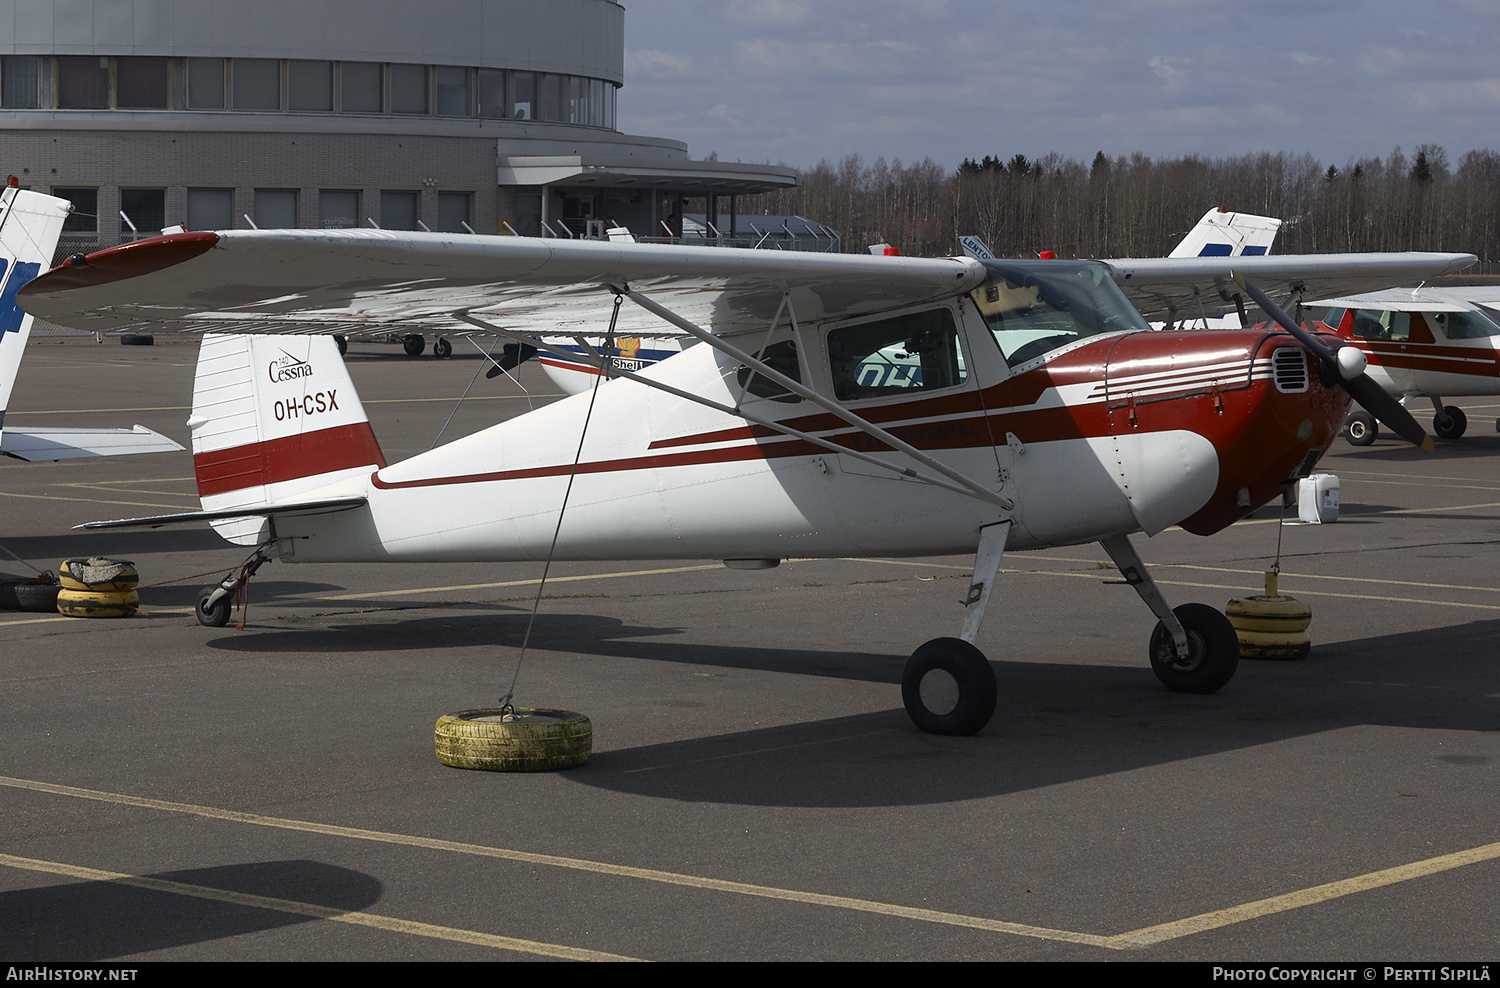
617,0,1499,173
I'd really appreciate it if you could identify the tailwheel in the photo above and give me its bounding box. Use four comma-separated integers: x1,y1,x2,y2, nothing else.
1433,405,1467,440
1344,411,1377,446
1149,603,1239,694
902,637,997,736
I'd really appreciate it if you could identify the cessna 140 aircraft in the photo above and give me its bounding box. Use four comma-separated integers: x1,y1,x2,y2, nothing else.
1305,286,1500,445
0,185,181,461
17,226,1473,735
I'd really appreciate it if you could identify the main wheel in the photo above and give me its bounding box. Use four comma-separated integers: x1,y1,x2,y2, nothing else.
1433,405,1467,440
402,334,425,357
196,587,231,628
1149,603,1239,694
901,637,997,736
433,337,452,359
1344,411,1377,446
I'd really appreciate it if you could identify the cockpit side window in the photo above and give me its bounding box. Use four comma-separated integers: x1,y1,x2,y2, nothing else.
970,259,1148,367
1433,310,1500,339
737,339,803,403
1350,309,1410,341
826,307,966,401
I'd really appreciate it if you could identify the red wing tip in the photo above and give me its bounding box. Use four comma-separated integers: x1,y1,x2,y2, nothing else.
21,231,221,295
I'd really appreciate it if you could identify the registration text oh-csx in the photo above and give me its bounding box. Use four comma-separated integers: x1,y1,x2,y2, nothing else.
273,390,339,421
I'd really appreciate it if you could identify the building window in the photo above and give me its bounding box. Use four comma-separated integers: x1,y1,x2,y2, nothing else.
477,68,505,119
58,56,110,109
120,188,166,238
254,189,298,229
390,64,428,114
340,62,382,113
187,189,233,231
589,79,604,127
604,84,615,130
116,56,168,109
1,55,40,108
437,193,471,233
232,58,280,111
543,74,566,122
380,191,418,230
435,66,469,116
53,188,98,234
513,72,536,120
319,190,359,229
187,58,225,109
288,61,333,112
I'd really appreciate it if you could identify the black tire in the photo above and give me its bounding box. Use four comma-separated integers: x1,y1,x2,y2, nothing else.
196,587,231,628
1345,411,1377,446
0,580,61,613
119,333,154,346
334,335,347,356
1433,405,1467,440
433,337,452,359
402,334,425,357
435,708,592,771
1149,603,1240,694
901,637,997,736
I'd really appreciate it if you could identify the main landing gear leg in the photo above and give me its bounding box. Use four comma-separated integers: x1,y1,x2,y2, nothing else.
903,520,1009,736
1100,534,1238,694
196,548,273,628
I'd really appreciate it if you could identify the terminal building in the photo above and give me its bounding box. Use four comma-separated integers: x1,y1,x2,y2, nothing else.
0,0,799,259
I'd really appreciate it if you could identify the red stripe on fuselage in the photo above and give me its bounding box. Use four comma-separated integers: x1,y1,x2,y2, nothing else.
194,422,387,498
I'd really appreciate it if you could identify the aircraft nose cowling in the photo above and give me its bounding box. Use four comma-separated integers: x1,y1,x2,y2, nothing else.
1103,330,1348,537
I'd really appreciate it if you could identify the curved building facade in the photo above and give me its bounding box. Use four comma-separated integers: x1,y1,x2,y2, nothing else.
0,0,796,256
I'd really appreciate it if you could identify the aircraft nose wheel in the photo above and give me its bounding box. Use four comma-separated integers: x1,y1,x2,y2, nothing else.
902,637,997,735
1149,603,1239,694
1344,411,1377,446
1433,405,1467,440
195,586,232,627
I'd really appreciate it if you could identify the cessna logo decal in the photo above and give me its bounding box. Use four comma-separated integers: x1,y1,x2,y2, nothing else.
269,351,314,383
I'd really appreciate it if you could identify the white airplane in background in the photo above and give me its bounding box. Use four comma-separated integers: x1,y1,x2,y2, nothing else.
19,225,1471,735
538,206,1286,396
0,184,182,461
1307,286,1500,444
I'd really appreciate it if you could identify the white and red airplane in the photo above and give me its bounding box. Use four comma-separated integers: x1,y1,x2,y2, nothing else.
1307,286,1500,444
18,228,1472,734
0,185,181,461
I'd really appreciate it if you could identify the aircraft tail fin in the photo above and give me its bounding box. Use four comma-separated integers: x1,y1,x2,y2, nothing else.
189,333,385,544
1169,207,1283,259
0,187,70,424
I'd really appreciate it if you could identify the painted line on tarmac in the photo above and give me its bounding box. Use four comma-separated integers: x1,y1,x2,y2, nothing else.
0,490,189,510
0,851,638,961
0,775,1112,949
1033,570,1500,612
1111,840,1500,948
5,775,1497,952
1043,557,1500,597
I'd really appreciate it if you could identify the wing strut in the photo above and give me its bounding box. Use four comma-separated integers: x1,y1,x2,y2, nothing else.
617,288,1015,512
452,310,1005,506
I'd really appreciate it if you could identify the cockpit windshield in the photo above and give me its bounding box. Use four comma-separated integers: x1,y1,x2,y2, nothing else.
970,259,1149,367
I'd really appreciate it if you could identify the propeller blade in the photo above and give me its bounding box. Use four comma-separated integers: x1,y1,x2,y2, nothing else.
1230,271,1433,451
486,343,537,379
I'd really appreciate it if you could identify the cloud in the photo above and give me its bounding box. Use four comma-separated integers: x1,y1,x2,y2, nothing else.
624,49,696,78
721,0,813,29
1148,55,1191,91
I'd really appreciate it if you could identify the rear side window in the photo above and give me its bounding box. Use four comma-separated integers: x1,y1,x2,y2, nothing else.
827,308,966,401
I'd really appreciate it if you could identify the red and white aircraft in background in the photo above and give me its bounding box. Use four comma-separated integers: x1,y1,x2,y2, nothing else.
19,228,1472,734
1307,287,1500,444
0,185,181,461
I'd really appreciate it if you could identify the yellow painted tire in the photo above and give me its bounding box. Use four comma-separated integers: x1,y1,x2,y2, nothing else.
1234,630,1312,660
56,588,139,619
58,558,139,592
1226,596,1312,634
435,708,592,772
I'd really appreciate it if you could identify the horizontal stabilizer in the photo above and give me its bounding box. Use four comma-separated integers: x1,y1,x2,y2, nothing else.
76,495,367,530
0,424,184,461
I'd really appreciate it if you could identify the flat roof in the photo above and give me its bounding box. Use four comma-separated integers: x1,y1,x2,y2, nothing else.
497,156,800,196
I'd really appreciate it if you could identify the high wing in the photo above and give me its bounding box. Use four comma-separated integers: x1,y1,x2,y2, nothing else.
19,230,987,339
1309,285,1500,313
1105,253,1477,322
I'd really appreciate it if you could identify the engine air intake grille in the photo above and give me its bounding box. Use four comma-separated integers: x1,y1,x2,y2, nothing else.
1272,347,1309,394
